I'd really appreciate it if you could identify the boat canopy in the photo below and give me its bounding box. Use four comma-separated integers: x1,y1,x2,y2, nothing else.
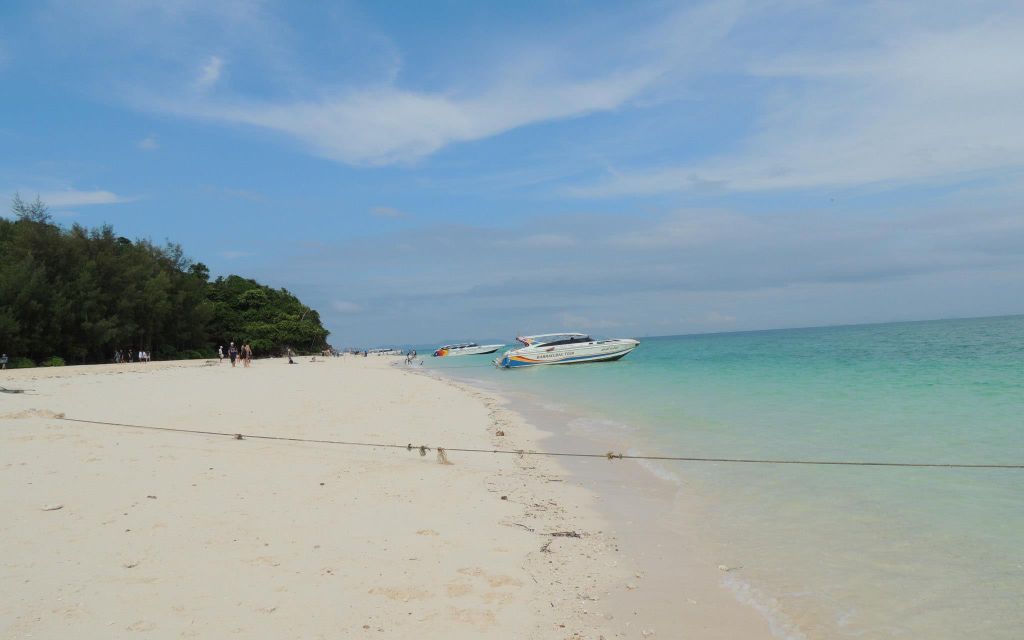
516,333,593,346
439,343,479,350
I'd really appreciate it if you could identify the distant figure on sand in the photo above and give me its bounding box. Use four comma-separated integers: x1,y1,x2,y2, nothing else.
242,343,253,367
1,353,7,370
287,347,295,364
228,342,238,367
218,345,224,363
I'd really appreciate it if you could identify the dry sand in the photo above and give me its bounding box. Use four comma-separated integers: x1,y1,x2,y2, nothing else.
1,356,772,639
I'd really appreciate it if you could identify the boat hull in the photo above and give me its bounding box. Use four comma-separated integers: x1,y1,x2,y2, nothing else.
434,344,504,357
495,340,638,368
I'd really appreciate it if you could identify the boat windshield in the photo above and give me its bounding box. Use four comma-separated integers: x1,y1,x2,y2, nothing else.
531,334,593,347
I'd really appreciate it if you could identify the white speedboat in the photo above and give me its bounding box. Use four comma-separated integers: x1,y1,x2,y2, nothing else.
433,342,505,357
494,333,639,368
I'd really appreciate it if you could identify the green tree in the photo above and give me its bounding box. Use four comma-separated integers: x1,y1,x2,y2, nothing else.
11,193,53,224
0,197,329,364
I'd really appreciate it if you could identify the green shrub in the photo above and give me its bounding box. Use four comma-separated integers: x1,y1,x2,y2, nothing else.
7,356,36,369
40,356,66,367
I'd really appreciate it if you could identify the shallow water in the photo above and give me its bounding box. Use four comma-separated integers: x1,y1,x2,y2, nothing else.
426,315,1024,639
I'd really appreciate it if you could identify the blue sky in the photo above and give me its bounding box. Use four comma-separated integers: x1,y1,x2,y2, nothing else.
2,0,1023,345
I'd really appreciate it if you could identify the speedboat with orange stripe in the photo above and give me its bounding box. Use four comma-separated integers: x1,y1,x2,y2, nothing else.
433,342,505,357
494,333,639,368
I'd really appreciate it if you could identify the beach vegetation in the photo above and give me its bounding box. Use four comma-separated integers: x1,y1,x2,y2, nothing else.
206,275,329,355
0,198,330,364
39,356,66,367
6,356,36,369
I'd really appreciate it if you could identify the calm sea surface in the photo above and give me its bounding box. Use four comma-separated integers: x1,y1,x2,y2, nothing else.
424,316,1024,638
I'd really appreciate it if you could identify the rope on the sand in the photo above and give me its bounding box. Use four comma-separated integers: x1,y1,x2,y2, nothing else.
53,417,1024,470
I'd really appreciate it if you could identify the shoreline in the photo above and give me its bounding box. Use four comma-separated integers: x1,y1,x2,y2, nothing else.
2,354,779,638
417,362,778,639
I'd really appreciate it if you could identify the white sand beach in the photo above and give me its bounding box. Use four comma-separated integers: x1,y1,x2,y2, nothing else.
1,356,771,639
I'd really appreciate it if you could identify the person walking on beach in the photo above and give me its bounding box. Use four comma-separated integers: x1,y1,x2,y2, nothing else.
228,342,238,367
1,353,7,370
242,343,253,367
218,345,224,363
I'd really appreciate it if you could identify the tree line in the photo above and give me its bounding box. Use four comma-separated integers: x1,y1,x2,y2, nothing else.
0,195,329,366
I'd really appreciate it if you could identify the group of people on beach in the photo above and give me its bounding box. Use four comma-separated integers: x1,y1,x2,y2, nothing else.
218,342,253,367
114,349,150,363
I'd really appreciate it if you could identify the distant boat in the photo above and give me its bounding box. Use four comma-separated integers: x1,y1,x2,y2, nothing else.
368,348,403,355
433,342,505,357
494,333,639,368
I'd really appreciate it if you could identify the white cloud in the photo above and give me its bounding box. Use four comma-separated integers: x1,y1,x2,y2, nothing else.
571,13,1024,196
164,68,657,165
138,135,159,150
259,198,1024,343
64,1,747,167
36,189,132,207
195,55,224,90
331,300,364,314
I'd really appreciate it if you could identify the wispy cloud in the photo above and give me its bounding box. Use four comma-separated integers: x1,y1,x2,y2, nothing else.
138,135,159,150
195,55,224,90
100,1,753,166
571,10,1024,196
25,1,755,168
162,68,658,166
267,200,1024,341
35,189,132,207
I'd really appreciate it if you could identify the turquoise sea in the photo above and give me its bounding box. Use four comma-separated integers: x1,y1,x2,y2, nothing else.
425,315,1024,639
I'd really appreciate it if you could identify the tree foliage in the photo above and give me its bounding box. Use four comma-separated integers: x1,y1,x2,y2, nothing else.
0,200,329,364
206,275,329,355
